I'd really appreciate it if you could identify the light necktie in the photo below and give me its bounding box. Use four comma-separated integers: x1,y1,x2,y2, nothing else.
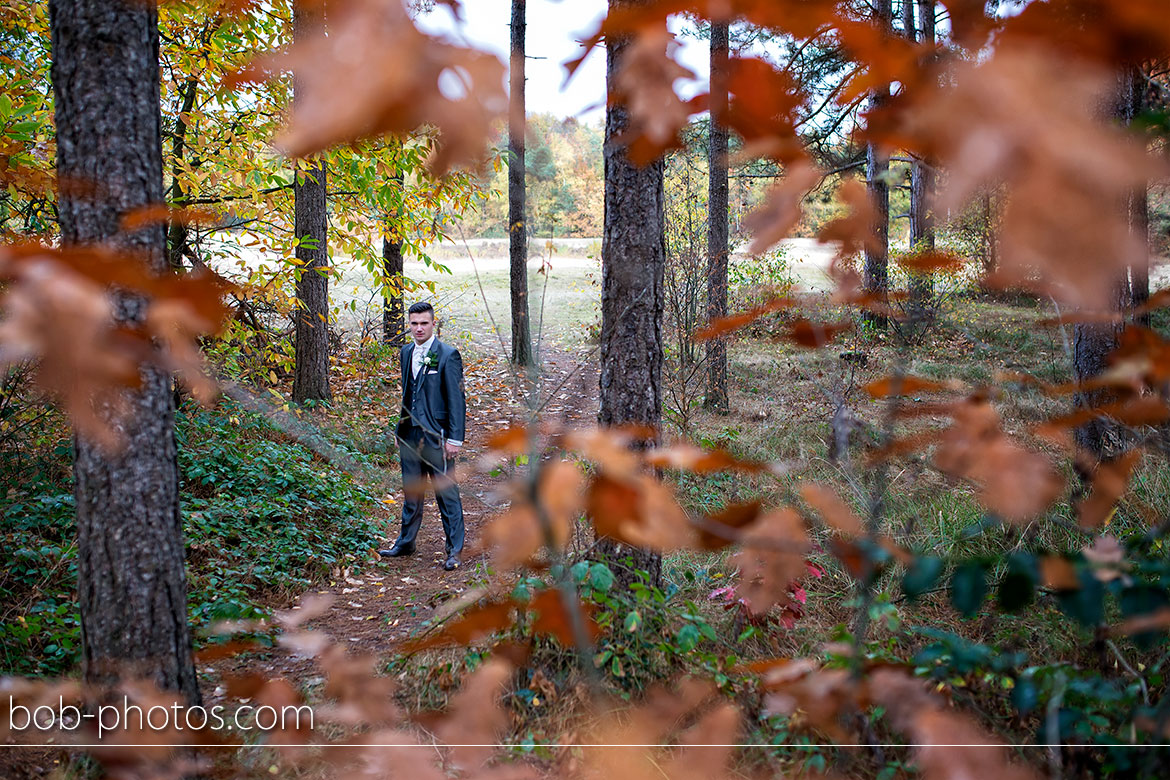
413,345,424,378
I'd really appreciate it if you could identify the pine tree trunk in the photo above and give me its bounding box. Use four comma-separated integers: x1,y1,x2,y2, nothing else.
907,0,935,335
382,173,405,346
50,0,199,703
1073,67,1145,458
509,0,532,366
982,191,998,276
597,0,664,587
292,1,331,405
862,0,892,332
704,20,730,414
1127,67,1150,325
1073,280,1128,457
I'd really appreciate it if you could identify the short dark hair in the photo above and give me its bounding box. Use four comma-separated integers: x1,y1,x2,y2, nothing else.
408,301,434,318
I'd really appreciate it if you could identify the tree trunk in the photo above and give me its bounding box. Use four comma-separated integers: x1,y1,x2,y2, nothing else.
598,0,664,587
981,191,998,277
1073,280,1128,457
862,0,893,332
291,2,331,404
50,0,199,703
704,20,730,414
1127,67,1150,325
509,0,533,366
382,172,405,346
1073,66,1145,458
907,0,935,334
166,75,198,271
1131,184,1150,326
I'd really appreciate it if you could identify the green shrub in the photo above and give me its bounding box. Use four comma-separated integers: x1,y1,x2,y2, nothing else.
0,399,381,676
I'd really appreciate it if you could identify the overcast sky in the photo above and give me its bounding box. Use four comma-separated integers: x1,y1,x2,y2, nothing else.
416,0,709,123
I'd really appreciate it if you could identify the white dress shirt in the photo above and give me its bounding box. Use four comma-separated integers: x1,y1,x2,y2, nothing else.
410,335,462,447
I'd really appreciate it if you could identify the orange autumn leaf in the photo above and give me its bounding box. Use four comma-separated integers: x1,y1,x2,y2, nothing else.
723,57,805,164
817,178,881,260
479,459,584,570
1039,555,1080,591
934,398,1064,524
699,500,764,551
529,588,601,647
730,507,811,615
645,442,767,473
565,427,642,475
744,159,821,254
693,296,793,341
120,204,220,231
403,599,517,652
1077,449,1141,529
610,25,701,165
231,0,505,175
863,375,951,398
587,472,695,551
0,244,231,445
785,318,850,348
485,425,529,456
896,250,966,274
881,44,1159,309
799,483,863,537
435,658,512,771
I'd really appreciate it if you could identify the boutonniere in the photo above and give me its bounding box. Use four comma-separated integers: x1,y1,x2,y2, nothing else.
423,353,439,370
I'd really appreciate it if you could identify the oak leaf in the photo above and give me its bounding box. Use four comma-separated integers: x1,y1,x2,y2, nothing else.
730,507,811,615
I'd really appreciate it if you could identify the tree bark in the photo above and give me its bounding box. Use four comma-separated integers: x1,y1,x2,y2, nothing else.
907,0,935,334
981,191,998,276
382,172,405,346
1127,66,1150,325
1073,66,1145,458
598,0,665,587
704,20,730,414
862,0,892,332
509,0,533,366
166,75,198,272
292,1,331,404
50,0,199,703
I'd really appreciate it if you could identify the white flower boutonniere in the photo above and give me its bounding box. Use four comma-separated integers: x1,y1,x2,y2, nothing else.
423,353,439,370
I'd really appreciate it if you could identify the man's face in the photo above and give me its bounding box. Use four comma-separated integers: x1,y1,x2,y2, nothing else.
409,311,435,344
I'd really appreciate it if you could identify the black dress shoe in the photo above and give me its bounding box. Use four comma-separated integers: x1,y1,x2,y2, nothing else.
443,555,460,571
379,544,415,558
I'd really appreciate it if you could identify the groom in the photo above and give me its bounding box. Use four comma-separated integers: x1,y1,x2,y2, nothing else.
379,302,466,570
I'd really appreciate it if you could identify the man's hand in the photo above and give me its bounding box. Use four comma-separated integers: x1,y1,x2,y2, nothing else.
444,441,461,460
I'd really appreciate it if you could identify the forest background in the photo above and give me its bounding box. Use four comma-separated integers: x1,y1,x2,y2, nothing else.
6,1,1170,779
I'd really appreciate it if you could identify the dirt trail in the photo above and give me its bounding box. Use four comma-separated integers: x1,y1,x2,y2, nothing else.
204,347,600,695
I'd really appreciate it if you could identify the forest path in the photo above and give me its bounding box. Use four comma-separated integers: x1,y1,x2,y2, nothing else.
203,343,601,701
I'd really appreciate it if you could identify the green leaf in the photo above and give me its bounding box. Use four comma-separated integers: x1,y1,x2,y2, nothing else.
1012,677,1039,714
902,556,944,601
997,553,1037,612
570,560,590,583
588,562,614,592
675,623,701,651
950,561,987,618
1056,570,1104,628
623,610,642,632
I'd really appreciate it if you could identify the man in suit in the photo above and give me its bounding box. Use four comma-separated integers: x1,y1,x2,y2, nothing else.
379,301,466,570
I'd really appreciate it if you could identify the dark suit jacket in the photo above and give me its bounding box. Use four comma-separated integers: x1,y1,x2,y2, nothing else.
396,339,466,444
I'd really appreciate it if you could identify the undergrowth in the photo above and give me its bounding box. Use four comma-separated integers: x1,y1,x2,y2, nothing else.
0,397,381,676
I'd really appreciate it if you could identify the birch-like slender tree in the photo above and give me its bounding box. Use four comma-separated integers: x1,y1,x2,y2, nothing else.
704,20,730,413
509,0,533,366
